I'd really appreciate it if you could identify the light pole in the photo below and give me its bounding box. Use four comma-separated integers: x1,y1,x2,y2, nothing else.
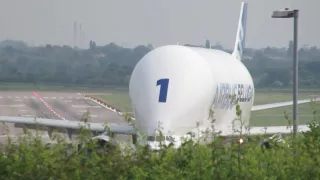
272,8,299,137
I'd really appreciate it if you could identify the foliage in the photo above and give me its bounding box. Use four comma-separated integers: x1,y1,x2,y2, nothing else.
0,111,320,179
2,40,320,88
0,41,152,86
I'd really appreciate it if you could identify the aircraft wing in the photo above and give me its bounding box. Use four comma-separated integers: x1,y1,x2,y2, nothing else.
0,116,136,135
251,98,319,111
246,125,310,136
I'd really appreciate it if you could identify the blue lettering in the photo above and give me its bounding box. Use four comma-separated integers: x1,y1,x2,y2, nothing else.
211,83,253,110
156,78,169,103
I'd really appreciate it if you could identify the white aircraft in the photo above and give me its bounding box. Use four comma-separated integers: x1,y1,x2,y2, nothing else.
0,2,316,150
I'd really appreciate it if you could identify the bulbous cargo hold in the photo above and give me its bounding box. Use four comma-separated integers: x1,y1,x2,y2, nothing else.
187,46,254,135
129,2,253,138
129,44,255,137
129,45,215,136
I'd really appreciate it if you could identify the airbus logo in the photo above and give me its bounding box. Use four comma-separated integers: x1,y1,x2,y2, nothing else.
212,83,253,110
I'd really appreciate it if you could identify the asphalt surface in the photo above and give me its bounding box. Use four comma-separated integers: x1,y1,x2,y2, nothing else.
0,91,130,145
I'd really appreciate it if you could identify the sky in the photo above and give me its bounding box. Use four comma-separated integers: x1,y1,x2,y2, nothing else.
0,0,318,49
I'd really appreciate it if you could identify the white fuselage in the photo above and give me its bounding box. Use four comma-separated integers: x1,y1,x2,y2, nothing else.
129,45,254,142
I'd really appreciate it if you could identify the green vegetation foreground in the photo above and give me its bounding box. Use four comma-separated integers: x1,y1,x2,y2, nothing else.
1,117,320,179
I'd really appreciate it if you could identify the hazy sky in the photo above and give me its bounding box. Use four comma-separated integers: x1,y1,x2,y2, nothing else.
0,0,318,49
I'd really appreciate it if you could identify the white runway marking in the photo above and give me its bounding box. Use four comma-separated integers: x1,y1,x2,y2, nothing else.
14,99,22,102
72,105,101,108
0,95,89,99
90,114,98,118
64,100,72,103
21,114,35,117
0,104,25,107
18,110,28,112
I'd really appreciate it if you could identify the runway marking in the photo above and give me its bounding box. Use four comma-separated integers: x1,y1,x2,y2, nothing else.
21,114,35,117
90,114,98,118
18,110,28,112
0,104,25,107
64,100,72,103
32,92,66,120
0,96,90,99
0,96,89,99
72,105,101,108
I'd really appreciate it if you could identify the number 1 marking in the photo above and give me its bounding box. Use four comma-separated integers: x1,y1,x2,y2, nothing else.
157,78,169,102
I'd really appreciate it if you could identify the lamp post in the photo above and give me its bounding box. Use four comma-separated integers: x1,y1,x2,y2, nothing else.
272,8,299,137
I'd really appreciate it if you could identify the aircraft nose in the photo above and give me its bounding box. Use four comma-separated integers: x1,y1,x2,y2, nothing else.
129,45,214,136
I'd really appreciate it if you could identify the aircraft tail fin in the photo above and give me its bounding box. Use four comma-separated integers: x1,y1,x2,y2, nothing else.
232,2,248,60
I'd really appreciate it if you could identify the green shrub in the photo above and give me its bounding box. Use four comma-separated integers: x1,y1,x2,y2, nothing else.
1,113,320,179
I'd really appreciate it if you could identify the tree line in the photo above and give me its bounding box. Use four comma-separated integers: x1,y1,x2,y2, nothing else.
1,39,320,88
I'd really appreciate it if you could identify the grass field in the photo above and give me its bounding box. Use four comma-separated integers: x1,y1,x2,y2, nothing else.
93,89,320,127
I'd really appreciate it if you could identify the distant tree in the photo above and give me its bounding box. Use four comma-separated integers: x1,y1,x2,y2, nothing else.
0,39,318,88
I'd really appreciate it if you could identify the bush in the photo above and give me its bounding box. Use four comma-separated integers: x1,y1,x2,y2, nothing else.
1,116,320,179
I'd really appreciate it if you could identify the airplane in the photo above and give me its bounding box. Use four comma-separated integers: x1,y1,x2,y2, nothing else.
0,1,317,150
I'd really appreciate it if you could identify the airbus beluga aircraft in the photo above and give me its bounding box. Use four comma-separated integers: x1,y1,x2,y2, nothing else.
0,2,316,150
128,1,314,148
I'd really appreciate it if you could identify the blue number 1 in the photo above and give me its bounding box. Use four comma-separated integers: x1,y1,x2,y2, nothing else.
156,78,169,102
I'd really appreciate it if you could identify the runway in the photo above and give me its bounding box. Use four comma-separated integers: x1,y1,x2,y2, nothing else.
0,91,129,144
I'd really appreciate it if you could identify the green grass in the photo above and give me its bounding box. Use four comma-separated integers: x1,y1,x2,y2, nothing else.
93,89,320,127
251,92,320,126
95,91,132,112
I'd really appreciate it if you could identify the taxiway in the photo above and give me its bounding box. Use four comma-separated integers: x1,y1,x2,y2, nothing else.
0,91,129,144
